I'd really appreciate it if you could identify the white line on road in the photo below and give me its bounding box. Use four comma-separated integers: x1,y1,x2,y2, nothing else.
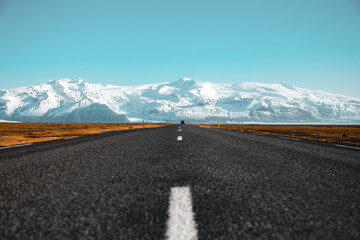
0,143,33,150
177,136,183,141
278,136,300,141
166,186,198,240
179,129,182,132
334,144,360,150
63,137,78,140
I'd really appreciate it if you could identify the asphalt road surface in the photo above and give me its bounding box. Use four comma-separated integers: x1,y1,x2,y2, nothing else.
1,125,359,239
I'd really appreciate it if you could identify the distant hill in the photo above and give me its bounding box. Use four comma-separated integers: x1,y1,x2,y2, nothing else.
0,77,359,123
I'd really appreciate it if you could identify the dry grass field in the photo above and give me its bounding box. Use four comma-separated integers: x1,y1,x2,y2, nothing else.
0,123,167,147
198,124,360,147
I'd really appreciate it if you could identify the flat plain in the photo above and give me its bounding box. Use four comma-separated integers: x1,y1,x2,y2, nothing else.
198,124,360,147
0,122,166,147
1,123,359,147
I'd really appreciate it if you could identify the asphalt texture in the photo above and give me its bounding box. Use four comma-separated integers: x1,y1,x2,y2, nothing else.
1,125,359,239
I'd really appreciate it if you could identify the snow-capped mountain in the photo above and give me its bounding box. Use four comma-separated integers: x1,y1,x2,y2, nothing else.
0,77,359,123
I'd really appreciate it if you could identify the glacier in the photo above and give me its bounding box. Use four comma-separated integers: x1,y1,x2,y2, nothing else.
0,77,359,123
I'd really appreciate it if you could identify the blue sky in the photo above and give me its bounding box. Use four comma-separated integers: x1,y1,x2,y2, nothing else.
0,0,359,97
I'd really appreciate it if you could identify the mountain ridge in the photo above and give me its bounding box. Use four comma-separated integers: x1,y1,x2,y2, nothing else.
0,78,359,123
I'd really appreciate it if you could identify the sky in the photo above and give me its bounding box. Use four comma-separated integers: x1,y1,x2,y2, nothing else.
0,0,360,97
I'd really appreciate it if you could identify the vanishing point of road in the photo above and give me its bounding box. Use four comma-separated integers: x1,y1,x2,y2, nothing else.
1,125,359,239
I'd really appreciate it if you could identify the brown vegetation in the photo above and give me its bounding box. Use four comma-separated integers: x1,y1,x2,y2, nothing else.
198,124,360,147
0,123,167,147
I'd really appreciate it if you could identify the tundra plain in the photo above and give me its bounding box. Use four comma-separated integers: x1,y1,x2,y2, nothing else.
198,124,360,147
1,123,359,148
0,123,166,147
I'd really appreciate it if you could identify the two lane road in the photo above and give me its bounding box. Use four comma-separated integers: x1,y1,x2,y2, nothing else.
1,125,359,239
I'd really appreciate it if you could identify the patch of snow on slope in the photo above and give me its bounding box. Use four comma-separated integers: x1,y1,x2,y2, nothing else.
0,119,20,122
159,86,178,95
2,92,24,115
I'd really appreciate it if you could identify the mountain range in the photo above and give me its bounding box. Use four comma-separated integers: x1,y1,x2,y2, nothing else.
0,77,359,123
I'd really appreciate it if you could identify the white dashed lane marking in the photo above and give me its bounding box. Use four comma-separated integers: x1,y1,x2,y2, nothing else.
166,186,198,240
179,129,181,132
0,143,33,150
177,136,183,141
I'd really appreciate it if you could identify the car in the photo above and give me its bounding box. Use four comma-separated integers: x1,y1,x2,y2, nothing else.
180,120,185,124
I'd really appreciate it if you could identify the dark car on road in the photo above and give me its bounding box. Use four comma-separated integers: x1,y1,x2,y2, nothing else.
181,120,185,124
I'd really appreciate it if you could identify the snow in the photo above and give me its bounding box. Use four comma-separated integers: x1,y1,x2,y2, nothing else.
159,86,178,95
0,77,359,123
127,117,144,122
0,119,20,122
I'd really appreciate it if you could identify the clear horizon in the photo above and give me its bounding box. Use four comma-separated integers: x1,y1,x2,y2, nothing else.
0,0,359,97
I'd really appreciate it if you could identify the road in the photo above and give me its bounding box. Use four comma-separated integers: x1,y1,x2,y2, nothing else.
1,125,359,239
